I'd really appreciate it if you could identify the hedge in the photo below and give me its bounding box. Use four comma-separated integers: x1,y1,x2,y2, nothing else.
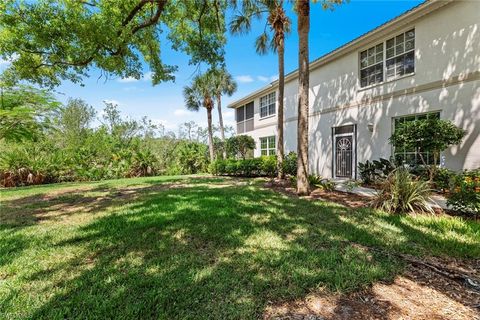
210,152,298,177
210,156,277,177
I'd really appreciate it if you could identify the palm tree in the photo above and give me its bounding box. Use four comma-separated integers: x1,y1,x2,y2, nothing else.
230,0,290,179
295,0,345,195
295,0,310,195
209,68,237,159
183,73,216,161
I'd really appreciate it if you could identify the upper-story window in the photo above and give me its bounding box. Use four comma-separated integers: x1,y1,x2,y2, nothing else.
386,29,415,81
360,28,415,88
236,101,254,134
360,43,384,87
260,92,276,118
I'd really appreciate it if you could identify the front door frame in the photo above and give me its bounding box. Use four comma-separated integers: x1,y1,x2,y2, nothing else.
332,125,357,180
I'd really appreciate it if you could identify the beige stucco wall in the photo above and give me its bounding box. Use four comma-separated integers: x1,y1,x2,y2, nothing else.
236,0,480,177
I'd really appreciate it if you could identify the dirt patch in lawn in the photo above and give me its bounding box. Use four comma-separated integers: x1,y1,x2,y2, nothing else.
1,176,242,227
264,260,480,320
308,189,370,209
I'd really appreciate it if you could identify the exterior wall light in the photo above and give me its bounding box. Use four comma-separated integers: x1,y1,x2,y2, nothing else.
367,123,374,132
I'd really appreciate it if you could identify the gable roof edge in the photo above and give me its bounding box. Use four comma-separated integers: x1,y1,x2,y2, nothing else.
227,0,453,109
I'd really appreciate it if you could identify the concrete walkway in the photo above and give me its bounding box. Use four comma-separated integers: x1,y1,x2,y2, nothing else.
333,179,448,210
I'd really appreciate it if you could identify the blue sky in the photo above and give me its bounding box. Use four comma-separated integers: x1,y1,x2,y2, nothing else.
18,0,424,133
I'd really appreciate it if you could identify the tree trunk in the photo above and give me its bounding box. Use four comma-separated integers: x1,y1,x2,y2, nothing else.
207,107,215,162
277,32,285,180
296,0,310,195
217,94,227,159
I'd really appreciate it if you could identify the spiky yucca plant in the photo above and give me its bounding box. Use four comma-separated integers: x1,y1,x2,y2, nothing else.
372,168,433,214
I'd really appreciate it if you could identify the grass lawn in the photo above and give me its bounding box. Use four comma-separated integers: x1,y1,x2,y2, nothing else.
1,175,479,319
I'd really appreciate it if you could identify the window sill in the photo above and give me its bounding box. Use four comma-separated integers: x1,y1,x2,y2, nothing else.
358,72,415,92
259,114,276,121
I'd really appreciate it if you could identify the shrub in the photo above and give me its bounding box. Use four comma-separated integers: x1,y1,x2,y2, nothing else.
447,169,480,216
282,152,297,176
291,175,335,192
358,158,395,185
308,174,323,186
389,117,466,181
345,179,361,192
372,168,433,214
129,149,157,177
319,179,336,192
174,141,209,174
432,167,456,191
225,135,255,159
358,160,376,184
210,156,277,177
261,156,276,177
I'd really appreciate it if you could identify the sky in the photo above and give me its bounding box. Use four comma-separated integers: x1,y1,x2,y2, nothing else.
4,0,424,134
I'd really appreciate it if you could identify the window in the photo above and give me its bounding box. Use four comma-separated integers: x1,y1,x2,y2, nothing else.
260,136,276,156
360,28,415,88
236,102,254,133
360,43,384,87
393,112,440,165
260,92,276,118
386,29,415,81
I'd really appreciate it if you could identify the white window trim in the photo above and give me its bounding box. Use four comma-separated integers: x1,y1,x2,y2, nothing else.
260,135,276,156
259,92,276,119
236,102,254,133
359,27,416,89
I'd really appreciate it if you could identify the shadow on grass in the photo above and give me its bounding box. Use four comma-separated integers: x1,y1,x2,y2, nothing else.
1,178,479,319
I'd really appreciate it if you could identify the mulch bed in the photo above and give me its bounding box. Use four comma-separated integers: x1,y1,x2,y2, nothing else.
264,179,370,209
264,179,479,221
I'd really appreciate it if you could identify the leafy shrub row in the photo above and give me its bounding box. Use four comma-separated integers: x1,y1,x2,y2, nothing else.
210,156,277,177
210,152,299,178
358,158,395,185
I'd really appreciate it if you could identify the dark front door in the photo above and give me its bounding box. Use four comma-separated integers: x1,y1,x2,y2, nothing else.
335,135,353,178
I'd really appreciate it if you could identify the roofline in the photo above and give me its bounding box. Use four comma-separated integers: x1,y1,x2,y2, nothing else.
227,0,453,109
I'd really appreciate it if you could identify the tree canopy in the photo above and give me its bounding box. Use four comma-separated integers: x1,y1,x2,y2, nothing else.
0,85,59,141
0,0,227,87
390,118,466,161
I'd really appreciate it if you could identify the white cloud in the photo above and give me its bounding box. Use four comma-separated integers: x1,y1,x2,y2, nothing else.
117,76,139,83
257,75,278,82
224,111,234,118
257,76,269,82
256,75,279,83
224,119,236,127
235,75,254,83
143,71,153,82
173,109,194,117
152,119,177,130
117,71,153,83
0,54,18,67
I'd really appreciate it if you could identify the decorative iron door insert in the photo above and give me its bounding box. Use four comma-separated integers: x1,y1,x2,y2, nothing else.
335,135,353,178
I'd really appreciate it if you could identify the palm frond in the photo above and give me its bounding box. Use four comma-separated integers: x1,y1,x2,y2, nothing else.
255,32,270,55
229,14,252,35
182,85,201,112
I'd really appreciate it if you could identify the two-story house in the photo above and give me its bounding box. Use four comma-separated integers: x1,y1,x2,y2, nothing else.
228,0,480,180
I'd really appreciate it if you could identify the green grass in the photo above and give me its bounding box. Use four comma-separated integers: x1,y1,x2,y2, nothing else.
1,176,479,319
